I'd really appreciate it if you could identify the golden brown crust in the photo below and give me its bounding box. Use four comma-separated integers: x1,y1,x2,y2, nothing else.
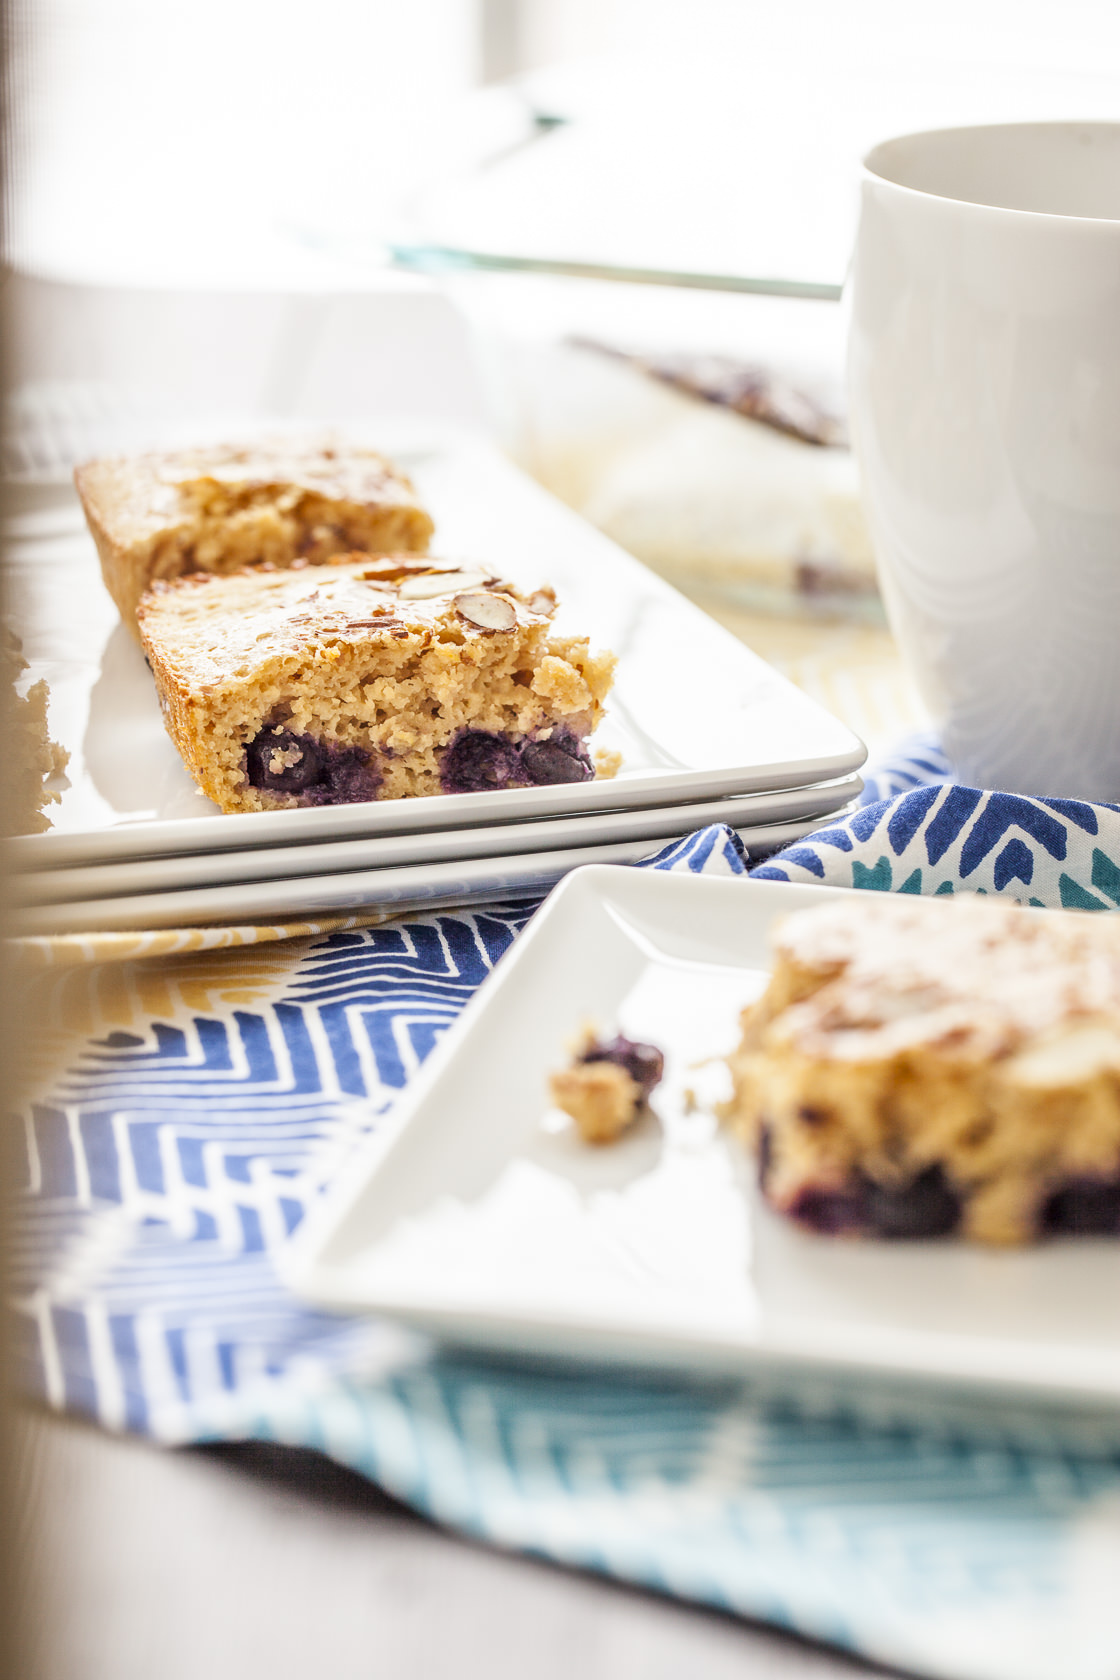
75,438,434,634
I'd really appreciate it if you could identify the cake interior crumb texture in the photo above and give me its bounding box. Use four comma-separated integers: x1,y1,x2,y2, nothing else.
138,556,616,814
2,629,69,836
75,439,434,631
725,893,1120,1246
549,1061,643,1145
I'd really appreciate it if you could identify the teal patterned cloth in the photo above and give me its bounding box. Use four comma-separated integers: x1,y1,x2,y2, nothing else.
14,753,1120,1680
755,740,1120,911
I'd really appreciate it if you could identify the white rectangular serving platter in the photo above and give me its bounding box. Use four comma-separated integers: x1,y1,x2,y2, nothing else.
13,776,861,905
287,868,1120,1406
6,430,864,869
7,813,828,937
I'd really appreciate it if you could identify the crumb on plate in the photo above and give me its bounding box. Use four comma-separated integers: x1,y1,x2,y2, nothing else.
549,1025,664,1145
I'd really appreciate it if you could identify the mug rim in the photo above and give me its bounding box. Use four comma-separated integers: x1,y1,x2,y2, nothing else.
862,119,1120,227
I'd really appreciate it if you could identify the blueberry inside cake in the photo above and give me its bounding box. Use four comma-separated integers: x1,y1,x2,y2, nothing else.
549,1029,665,1145
137,555,616,812
724,894,1120,1245
75,438,433,633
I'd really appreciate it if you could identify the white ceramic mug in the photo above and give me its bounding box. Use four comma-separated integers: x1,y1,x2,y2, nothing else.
848,122,1120,799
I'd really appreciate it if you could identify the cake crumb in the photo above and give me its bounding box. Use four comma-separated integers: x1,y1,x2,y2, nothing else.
548,1025,664,1145
2,629,69,835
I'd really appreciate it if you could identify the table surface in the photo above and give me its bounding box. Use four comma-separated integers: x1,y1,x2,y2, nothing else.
18,1409,897,1680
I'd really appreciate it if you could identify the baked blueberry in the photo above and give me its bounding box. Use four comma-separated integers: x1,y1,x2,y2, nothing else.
1041,1176,1120,1237
302,746,382,805
860,1165,961,1239
521,735,593,785
246,729,322,793
246,729,381,804
580,1032,664,1096
786,1184,866,1236
440,730,524,794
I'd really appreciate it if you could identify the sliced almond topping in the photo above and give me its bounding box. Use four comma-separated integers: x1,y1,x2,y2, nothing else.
454,591,518,631
357,557,443,583
398,568,488,600
528,587,557,616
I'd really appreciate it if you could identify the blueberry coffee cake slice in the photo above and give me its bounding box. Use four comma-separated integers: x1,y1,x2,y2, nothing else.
549,1027,665,1144
724,894,1120,1245
76,438,433,631
137,555,616,813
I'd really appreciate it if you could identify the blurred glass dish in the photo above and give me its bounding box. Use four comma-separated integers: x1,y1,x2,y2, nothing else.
393,55,1120,301
557,337,878,623
386,55,1120,623
452,291,879,625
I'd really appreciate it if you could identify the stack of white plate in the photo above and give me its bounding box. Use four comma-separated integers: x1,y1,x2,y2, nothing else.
7,432,865,934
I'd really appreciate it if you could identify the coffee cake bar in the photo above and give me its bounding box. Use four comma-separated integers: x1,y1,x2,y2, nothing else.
76,439,433,631
138,555,616,813
724,894,1120,1245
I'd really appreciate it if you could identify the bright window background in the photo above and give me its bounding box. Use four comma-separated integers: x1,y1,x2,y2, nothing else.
9,0,1120,287
6,0,483,286
5,0,1120,466
513,0,1120,77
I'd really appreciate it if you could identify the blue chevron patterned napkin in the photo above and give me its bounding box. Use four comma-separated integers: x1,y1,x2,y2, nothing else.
754,734,1120,911
12,780,1120,1680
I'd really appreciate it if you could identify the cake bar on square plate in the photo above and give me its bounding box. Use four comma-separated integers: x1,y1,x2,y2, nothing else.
725,893,1120,1245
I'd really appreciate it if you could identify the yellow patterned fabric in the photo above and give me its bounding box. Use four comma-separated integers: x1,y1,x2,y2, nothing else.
11,915,388,1101
11,911,391,969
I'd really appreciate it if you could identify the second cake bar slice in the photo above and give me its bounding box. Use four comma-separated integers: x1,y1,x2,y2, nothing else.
76,438,434,631
138,556,617,813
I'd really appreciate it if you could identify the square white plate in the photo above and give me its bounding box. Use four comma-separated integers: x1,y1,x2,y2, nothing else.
7,811,834,936
14,776,860,904
287,868,1120,1406
6,430,864,867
